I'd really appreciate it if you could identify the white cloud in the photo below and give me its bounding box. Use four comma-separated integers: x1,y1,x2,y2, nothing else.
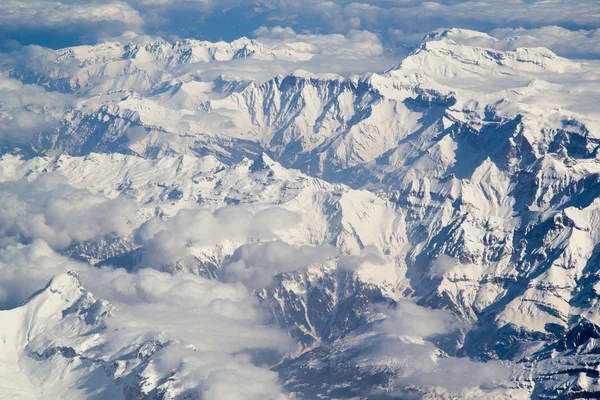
373,301,509,393
253,27,384,61
135,206,302,269
428,254,457,278
0,0,143,47
0,240,294,398
377,299,467,338
147,348,289,400
124,125,148,143
337,245,386,272
399,356,510,392
82,266,295,356
222,240,335,290
0,240,80,308
0,173,137,249
0,75,75,142
491,26,600,60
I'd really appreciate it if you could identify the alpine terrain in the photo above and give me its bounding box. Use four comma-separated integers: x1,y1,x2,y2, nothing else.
1,15,600,400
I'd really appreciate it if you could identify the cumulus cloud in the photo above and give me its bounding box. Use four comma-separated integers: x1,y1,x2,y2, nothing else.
399,356,510,392
337,245,386,272
135,206,301,269
134,206,342,290
253,27,384,61
0,240,294,398
147,348,288,400
124,125,148,143
428,254,458,278
0,173,137,249
0,239,80,308
491,26,600,60
221,240,335,290
373,301,509,394
377,299,467,338
81,266,295,356
0,75,75,143
0,0,143,49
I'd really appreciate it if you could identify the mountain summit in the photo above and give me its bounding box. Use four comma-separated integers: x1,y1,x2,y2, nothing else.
1,28,600,399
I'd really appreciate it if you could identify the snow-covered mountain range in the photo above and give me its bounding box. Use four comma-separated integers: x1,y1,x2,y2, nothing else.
2,27,600,399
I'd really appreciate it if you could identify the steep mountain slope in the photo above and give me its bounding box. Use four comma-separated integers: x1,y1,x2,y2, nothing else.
9,37,308,96
2,28,600,399
0,270,295,400
0,271,165,399
0,151,406,353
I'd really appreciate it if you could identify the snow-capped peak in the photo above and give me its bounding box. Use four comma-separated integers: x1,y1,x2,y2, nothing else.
423,27,497,42
3,26,600,399
397,33,576,77
39,270,83,302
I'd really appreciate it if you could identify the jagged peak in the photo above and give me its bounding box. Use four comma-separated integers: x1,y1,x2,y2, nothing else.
45,271,84,298
289,69,345,81
249,153,277,172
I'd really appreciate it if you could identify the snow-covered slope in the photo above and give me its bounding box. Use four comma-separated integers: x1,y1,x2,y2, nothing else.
0,270,294,400
10,37,310,96
2,28,600,399
0,151,406,353
0,272,137,400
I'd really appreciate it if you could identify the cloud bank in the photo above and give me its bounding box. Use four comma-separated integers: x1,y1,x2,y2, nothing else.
135,206,302,269
1,0,599,60
0,240,294,398
0,174,137,249
372,301,510,395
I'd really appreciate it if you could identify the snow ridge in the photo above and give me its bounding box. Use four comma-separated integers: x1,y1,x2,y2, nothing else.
2,28,600,398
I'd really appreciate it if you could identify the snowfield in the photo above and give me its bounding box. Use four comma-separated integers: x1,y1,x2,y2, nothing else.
1,27,600,399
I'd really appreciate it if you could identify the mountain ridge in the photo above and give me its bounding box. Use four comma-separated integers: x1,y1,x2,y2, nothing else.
2,28,600,398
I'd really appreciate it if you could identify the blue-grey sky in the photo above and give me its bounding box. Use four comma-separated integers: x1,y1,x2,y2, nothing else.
1,0,599,58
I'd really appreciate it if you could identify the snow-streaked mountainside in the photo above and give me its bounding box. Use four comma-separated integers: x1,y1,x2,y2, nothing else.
2,28,600,399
